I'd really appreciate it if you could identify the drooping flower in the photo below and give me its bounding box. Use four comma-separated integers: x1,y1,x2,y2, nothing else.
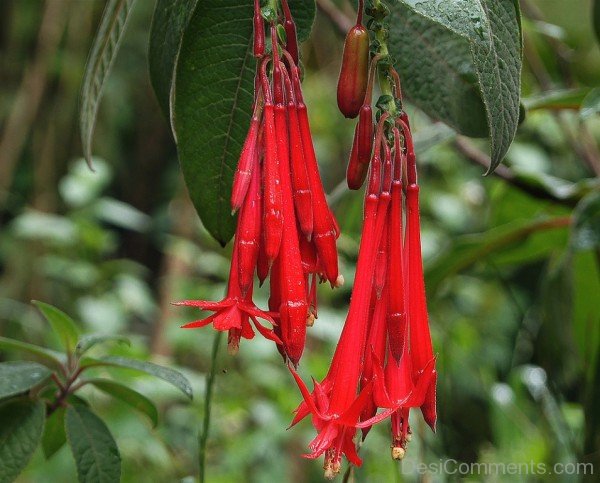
289,48,439,473
175,238,280,355
178,2,341,365
289,117,393,477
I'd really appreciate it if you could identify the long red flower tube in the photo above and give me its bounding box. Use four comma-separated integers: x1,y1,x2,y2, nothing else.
178,3,340,364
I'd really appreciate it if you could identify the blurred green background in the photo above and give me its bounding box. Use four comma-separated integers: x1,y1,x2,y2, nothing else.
1,0,599,481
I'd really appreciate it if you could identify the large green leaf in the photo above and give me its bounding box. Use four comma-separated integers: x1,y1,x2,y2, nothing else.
75,334,131,357
80,0,137,167
174,0,316,245
425,216,570,296
0,361,52,400
149,0,199,119
81,356,193,400
0,400,45,483
0,336,65,370
42,407,67,459
65,405,121,483
390,0,522,172
89,379,158,427
32,301,80,353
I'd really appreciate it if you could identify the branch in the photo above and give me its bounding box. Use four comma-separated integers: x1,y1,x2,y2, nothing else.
316,0,353,35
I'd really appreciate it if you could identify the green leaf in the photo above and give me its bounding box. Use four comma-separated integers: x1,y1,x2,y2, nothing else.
0,361,52,400
571,192,600,251
65,405,121,483
149,0,199,119
390,0,522,172
89,379,158,427
0,399,45,483
425,217,570,296
42,407,67,459
80,0,137,167
32,301,80,353
174,0,316,245
523,88,591,111
0,336,65,370
81,356,193,400
580,87,600,119
75,334,131,357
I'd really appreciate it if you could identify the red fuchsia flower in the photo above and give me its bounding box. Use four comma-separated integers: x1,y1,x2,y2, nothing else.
289,116,394,478
175,238,281,355
179,3,341,365
399,117,438,432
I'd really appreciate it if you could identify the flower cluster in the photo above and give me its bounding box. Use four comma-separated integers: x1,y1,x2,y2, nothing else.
288,8,437,475
177,0,341,366
177,0,437,477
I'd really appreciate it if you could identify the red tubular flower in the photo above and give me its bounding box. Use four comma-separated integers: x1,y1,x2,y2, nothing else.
387,128,407,362
261,58,284,263
283,67,314,238
274,63,308,366
252,0,265,57
399,119,437,431
176,240,281,354
236,158,262,296
359,285,389,438
291,65,340,286
289,131,391,476
230,97,262,213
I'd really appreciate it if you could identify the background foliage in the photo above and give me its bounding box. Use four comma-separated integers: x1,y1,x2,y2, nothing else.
1,0,599,481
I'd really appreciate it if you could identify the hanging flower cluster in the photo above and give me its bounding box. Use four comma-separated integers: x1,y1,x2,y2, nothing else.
290,109,437,477
177,0,341,366
288,2,437,478
177,0,437,478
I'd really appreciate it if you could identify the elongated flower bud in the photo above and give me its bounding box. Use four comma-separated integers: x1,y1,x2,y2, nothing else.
347,124,368,190
231,101,262,212
281,0,299,65
337,24,369,118
357,104,373,164
237,163,262,296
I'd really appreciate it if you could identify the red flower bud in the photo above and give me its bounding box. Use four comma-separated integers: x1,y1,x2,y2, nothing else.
231,101,262,213
281,0,299,65
337,24,369,119
357,104,373,164
347,124,368,190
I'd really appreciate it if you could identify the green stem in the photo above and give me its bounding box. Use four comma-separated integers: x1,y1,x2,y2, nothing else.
371,1,398,116
198,331,223,483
